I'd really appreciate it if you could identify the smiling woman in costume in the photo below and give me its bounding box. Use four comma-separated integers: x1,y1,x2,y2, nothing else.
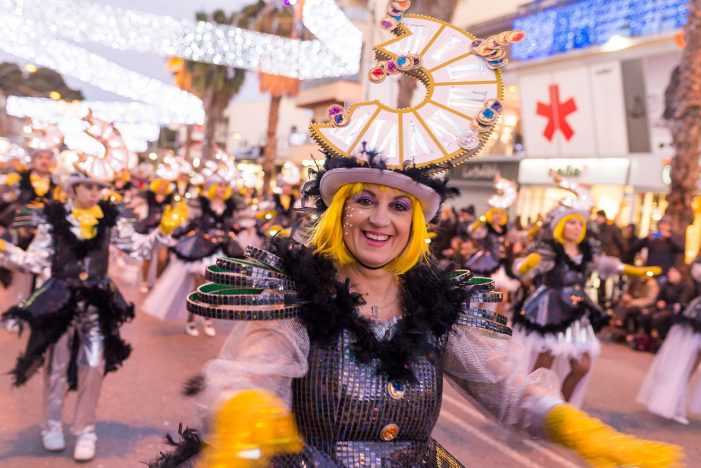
512,174,662,406
150,6,681,468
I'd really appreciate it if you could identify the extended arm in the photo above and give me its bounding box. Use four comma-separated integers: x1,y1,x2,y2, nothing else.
0,222,53,275
111,204,186,258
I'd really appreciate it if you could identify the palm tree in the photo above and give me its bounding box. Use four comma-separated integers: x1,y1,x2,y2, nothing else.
169,6,270,163
663,0,701,237
396,0,459,108
259,72,299,194
243,1,302,194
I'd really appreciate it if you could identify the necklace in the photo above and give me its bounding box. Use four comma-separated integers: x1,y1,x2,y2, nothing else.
369,296,399,319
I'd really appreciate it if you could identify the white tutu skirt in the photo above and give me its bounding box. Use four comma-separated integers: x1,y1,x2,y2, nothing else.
491,265,520,293
142,256,206,322
513,317,601,407
636,324,701,419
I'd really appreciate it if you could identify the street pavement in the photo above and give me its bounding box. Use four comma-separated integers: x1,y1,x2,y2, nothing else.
1,274,700,467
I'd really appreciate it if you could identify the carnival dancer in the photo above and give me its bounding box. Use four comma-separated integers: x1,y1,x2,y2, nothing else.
512,176,660,405
134,177,174,292
151,11,680,466
0,170,186,461
464,175,521,298
143,176,242,337
637,254,701,424
0,148,59,326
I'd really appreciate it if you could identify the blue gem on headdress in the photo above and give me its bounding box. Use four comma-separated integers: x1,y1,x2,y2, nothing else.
481,108,496,120
334,114,346,125
397,56,409,67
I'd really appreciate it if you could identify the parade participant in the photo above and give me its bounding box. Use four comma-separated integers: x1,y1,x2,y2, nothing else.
512,177,661,405
0,148,59,326
173,171,196,202
134,177,174,292
637,255,701,424
272,182,300,228
143,175,242,337
465,175,521,295
152,11,680,467
0,169,185,462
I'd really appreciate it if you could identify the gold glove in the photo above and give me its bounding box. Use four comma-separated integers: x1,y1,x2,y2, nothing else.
199,389,303,468
517,252,542,275
546,405,683,468
159,204,187,235
621,264,662,278
0,238,6,252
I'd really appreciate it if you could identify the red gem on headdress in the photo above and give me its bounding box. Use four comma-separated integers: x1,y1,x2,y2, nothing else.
510,31,525,42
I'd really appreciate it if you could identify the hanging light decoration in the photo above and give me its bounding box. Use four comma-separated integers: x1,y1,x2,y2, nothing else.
2,0,361,80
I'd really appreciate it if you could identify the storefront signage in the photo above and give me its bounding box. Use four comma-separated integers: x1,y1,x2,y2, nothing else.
451,161,520,183
512,0,688,61
520,62,628,157
518,158,629,185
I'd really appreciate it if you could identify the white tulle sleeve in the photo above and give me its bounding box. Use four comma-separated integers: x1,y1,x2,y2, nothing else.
444,325,563,437
195,319,310,420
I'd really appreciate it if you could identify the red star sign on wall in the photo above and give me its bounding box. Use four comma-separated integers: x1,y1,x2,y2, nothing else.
536,84,577,142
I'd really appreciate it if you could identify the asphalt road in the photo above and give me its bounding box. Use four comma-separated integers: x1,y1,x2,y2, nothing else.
0,266,699,467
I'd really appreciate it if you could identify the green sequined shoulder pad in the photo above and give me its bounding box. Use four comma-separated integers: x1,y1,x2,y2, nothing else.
186,247,302,321
449,270,512,337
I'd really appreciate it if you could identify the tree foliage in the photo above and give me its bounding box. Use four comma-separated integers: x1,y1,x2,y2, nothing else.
0,62,83,100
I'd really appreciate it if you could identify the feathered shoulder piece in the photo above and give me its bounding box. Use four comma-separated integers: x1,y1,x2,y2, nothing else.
186,236,510,381
302,150,458,222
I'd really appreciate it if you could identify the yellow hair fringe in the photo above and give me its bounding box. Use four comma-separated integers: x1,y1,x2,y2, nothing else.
553,213,586,244
309,182,430,275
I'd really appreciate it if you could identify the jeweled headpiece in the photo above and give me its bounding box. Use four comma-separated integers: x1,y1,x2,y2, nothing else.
305,2,524,221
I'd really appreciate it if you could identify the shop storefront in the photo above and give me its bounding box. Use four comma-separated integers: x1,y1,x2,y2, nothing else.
516,157,630,225
628,154,701,260
448,159,521,216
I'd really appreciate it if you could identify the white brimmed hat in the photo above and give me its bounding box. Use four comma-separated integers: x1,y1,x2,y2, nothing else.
319,167,441,220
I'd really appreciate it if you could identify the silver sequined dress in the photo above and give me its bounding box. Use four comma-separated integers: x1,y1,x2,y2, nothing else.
190,248,564,467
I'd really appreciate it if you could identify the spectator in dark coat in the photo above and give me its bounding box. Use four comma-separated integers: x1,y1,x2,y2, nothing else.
629,216,685,278
593,210,627,259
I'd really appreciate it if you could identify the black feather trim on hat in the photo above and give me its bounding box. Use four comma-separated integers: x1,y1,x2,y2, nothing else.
267,236,466,384
301,150,459,224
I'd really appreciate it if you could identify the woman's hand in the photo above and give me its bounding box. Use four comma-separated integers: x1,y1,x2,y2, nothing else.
546,405,683,467
199,389,303,468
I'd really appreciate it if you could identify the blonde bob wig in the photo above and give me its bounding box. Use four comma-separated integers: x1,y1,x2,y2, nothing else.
309,182,430,275
553,213,587,244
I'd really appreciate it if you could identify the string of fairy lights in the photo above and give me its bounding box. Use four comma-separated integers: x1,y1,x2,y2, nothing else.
0,0,362,151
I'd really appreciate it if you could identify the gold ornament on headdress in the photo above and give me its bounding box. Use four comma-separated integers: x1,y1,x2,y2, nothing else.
311,11,524,173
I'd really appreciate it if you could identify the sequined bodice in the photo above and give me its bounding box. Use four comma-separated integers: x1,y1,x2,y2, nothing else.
291,329,444,461
541,257,587,288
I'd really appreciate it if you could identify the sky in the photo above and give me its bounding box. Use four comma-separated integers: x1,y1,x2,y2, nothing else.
0,0,267,102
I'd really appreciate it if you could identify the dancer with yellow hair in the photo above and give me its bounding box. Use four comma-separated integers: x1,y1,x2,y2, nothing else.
134,177,175,292
513,178,660,406
143,176,243,337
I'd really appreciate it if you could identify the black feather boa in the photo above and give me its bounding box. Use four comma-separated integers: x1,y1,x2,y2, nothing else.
268,237,466,384
3,279,134,389
44,200,119,259
301,150,459,224
147,424,203,468
546,238,594,273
